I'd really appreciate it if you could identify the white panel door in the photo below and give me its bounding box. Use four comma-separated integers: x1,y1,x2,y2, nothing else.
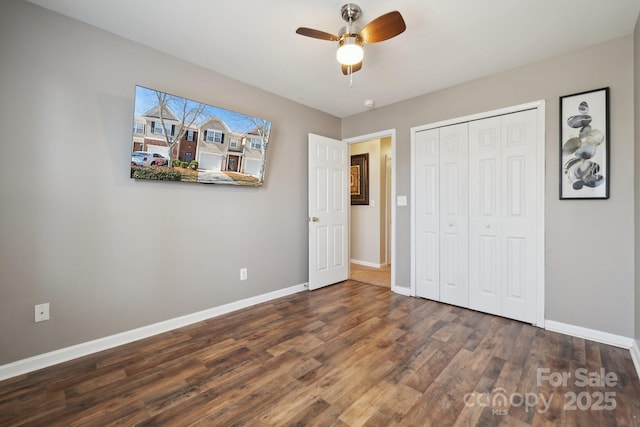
469,116,502,315
414,128,440,300
308,134,349,290
500,110,537,323
468,110,537,322
439,123,469,307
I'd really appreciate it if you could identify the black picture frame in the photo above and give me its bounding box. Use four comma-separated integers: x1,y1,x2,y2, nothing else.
350,153,369,205
559,87,609,199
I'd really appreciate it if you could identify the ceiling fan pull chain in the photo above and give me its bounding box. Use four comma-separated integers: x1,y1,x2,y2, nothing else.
349,66,353,87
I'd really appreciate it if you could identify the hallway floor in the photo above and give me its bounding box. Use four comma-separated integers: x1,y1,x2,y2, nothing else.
349,263,391,288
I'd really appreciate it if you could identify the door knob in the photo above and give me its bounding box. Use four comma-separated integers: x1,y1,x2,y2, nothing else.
309,216,319,222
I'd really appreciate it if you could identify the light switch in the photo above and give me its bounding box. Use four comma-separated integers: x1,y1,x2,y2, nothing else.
397,196,407,206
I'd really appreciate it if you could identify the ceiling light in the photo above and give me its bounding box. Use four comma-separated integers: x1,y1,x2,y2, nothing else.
336,34,363,65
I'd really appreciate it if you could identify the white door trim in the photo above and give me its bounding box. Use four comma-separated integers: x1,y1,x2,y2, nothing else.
385,155,392,266
410,101,545,327
343,129,398,293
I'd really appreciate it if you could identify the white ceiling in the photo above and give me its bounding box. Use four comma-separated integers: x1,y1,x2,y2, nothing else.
26,0,640,118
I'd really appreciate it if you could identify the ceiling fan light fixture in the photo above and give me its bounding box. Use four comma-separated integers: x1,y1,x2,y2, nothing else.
336,35,363,65
296,4,405,75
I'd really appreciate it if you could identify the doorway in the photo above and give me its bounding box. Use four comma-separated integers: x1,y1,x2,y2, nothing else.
227,155,240,172
307,130,397,292
345,131,396,289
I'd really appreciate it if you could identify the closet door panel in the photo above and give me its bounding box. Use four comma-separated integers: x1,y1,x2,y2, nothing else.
469,117,502,315
478,234,498,296
501,110,537,323
415,129,440,300
439,124,468,307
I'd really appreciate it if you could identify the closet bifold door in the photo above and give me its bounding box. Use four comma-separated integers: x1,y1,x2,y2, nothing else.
468,116,502,316
438,123,468,307
414,123,469,307
468,110,537,323
414,128,440,300
500,110,538,323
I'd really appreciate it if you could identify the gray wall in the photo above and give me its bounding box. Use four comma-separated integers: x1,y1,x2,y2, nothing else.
0,0,340,364
343,37,636,338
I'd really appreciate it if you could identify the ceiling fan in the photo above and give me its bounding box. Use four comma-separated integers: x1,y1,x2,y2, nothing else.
295,3,406,76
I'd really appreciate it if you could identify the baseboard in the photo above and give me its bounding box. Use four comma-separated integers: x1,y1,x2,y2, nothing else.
544,320,633,349
392,285,411,296
630,339,640,381
0,283,307,381
350,259,385,268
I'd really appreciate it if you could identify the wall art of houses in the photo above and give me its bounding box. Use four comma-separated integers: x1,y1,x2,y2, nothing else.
131,85,271,186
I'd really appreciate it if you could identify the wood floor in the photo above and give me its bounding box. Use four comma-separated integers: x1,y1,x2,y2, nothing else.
350,264,391,288
1,281,639,426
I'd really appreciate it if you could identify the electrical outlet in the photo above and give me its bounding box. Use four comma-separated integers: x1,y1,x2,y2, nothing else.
240,268,248,281
35,303,50,322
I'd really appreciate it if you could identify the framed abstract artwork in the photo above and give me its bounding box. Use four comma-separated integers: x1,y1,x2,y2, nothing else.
559,87,609,199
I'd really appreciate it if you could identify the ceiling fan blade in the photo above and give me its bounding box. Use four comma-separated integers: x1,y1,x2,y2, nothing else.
359,11,406,43
295,27,339,41
341,61,362,75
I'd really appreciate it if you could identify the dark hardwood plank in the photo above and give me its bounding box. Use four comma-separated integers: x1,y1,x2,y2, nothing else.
0,280,638,426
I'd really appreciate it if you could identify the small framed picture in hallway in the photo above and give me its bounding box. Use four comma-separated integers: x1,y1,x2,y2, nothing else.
350,153,369,205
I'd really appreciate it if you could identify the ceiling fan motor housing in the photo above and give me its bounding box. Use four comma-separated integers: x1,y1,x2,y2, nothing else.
341,4,362,23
